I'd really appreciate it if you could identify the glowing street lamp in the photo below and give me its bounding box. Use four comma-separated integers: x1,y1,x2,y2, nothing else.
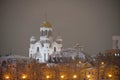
73,75,77,79
60,75,64,79
79,61,81,64
4,75,10,79
46,75,50,79
87,75,90,78
101,62,104,65
108,74,112,78
21,74,27,79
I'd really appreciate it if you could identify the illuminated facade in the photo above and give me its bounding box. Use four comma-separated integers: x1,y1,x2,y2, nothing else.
29,20,63,63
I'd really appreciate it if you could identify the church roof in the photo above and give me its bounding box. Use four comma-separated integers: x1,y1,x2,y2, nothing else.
41,21,52,28
0,55,29,60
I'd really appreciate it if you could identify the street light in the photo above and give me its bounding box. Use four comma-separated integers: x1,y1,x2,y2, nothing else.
4,75,10,80
21,74,27,79
108,74,112,78
79,61,81,64
46,75,50,79
101,62,104,65
87,75,90,78
60,75,64,79
73,75,77,79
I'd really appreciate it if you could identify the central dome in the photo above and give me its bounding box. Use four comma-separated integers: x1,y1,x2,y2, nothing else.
41,21,52,28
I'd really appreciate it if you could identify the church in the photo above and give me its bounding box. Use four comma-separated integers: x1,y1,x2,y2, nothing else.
29,20,63,63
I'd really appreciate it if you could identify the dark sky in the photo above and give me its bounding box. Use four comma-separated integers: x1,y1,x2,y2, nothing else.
0,0,120,56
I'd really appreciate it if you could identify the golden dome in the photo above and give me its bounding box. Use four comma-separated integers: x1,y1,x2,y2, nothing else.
41,21,52,28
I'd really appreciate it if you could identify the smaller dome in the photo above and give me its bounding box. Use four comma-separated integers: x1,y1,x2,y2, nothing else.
41,21,52,28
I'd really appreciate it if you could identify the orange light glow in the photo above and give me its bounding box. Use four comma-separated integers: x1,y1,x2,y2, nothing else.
108,74,112,78
4,75,10,79
73,75,77,78
87,75,90,78
61,75,64,78
101,62,104,65
22,74,27,79
46,75,50,79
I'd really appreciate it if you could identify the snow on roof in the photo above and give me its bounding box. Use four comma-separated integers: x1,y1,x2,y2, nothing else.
0,55,29,59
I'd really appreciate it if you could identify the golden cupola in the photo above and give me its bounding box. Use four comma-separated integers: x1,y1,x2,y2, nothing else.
41,21,52,28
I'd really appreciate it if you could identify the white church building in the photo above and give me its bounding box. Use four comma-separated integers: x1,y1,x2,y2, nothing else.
29,20,63,63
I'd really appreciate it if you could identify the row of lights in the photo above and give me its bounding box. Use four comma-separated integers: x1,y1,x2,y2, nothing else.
46,73,112,79
4,74,27,80
46,74,83,79
4,73,112,80
4,74,78,79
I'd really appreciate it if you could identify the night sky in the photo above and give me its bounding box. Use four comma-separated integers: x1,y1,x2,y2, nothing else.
0,0,120,56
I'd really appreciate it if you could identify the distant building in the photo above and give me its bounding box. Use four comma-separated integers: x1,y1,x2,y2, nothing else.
29,20,63,63
105,35,120,57
105,49,120,56
92,35,120,67
104,36,120,67
0,55,29,73
112,35,120,49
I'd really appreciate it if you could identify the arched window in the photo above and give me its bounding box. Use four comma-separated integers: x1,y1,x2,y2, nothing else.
45,30,47,35
48,30,52,37
41,30,43,36
37,47,39,52
37,59,39,62
44,53,46,61
54,47,56,52
30,54,32,58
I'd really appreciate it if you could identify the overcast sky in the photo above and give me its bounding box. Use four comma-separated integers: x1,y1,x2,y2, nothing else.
0,0,120,56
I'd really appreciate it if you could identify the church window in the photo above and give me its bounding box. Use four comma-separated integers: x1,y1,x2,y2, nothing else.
41,30,43,36
44,53,46,61
43,30,45,36
30,54,32,58
45,30,47,35
49,31,51,35
54,47,56,52
48,30,51,37
37,59,39,62
42,43,44,47
37,47,39,52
